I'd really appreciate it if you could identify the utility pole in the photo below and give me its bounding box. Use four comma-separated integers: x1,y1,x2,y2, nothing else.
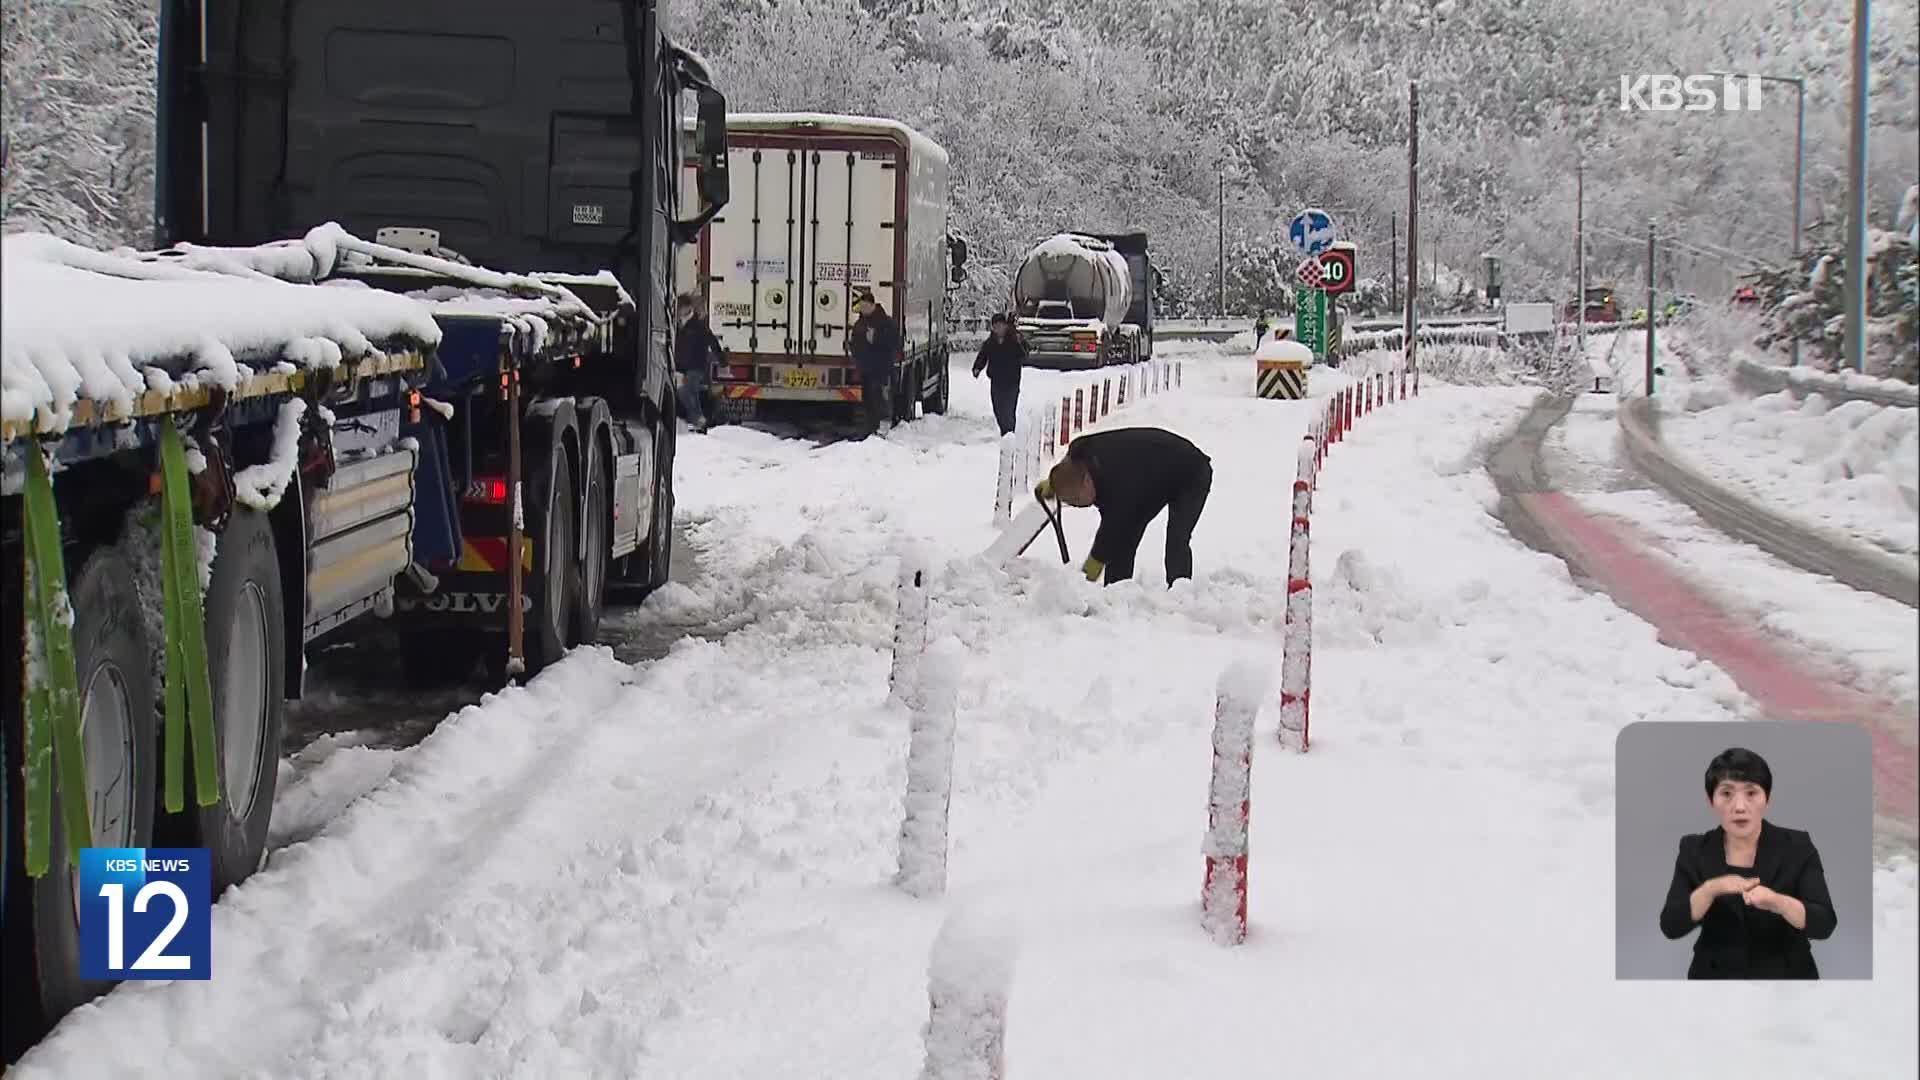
1791,76,1806,368
1405,82,1419,372
1842,0,1871,374
1576,154,1587,357
1217,169,1227,320
1645,220,1657,397
1389,212,1399,313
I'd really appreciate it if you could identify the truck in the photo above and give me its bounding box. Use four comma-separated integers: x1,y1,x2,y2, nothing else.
676,114,963,427
1,0,729,1057
1011,231,1157,369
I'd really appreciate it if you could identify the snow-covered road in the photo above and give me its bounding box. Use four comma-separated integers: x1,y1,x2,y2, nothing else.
16,343,1916,1079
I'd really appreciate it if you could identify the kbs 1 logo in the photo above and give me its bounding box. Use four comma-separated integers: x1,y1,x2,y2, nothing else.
1620,74,1765,113
78,848,212,981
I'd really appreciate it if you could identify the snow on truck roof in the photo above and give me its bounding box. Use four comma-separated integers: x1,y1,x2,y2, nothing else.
2,224,616,441
694,111,948,165
2,230,440,439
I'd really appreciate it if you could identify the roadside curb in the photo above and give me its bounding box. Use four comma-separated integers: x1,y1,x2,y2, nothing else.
1617,396,1918,609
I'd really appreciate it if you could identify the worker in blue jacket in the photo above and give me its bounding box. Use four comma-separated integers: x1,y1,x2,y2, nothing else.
1034,426,1212,586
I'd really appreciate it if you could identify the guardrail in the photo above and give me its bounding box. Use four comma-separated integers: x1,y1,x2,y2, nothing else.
1617,397,1918,609
1731,359,1919,410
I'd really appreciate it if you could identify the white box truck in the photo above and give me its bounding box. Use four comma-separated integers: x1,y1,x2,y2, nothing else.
679,113,962,425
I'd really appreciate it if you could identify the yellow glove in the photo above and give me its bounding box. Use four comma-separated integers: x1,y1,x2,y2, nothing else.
1034,478,1054,501
1082,557,1104,582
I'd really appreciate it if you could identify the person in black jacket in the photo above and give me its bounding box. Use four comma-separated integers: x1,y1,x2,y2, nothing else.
673,293,723,433
972,313,1027,435
850,291,900,435
1033,426,1212,586
1658,747,1837,979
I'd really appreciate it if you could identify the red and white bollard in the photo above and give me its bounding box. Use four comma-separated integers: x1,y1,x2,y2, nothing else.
1278,438,1313,752
1345,383,1356,431
1072,388,1085,435
1117,373,1128,409
1058,396,1071,447
1412,366,1420,396
1203,659,1264,947
1044,404,1058,459
1176,359,1184,388
1102,377,1113,417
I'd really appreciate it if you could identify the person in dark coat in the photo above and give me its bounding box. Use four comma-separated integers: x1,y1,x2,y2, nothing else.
673,293,723,433
1658,747,1837,979
1033,426,1212,586
849,291,900,435
971,313,1027,435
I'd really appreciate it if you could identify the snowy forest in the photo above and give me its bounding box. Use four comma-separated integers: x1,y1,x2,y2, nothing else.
4,0,1916,354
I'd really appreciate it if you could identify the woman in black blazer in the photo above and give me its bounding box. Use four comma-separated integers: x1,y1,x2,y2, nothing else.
1659,747,1837,978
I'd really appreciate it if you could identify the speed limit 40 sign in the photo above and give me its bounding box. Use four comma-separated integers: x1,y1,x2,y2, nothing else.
1317,244,1356,296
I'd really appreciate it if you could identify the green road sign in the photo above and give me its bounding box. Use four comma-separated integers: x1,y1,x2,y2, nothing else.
1295,288,1328,360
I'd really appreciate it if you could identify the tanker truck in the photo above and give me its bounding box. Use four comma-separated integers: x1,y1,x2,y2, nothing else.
1010,231,1156,370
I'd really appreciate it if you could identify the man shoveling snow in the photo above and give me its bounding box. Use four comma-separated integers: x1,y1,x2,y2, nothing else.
1035,426,1212,587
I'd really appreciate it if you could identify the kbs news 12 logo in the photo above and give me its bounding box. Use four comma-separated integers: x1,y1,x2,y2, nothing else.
1619,73,1765,113
79,848,212,981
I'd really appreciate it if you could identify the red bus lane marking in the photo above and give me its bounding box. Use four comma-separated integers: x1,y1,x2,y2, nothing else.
1519,490,1918,826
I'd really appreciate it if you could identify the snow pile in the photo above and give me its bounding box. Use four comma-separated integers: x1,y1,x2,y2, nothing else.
1252,337,1314,365
1,233,440,432
1661,388,1919,556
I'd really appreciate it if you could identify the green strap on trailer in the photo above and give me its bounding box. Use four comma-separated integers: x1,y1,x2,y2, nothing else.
20,445,90,875
158,422,220,813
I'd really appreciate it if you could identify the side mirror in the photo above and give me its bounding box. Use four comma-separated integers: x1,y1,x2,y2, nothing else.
948,234,969,267
694,88,729,209
951,264,968,285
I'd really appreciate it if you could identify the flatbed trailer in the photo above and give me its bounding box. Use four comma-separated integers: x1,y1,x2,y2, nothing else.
2,0,731,1059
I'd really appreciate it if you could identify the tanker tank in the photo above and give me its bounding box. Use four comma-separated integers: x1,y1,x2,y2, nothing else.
1011,233,1133,328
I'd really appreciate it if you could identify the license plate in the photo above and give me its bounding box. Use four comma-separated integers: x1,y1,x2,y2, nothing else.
783,369,819,389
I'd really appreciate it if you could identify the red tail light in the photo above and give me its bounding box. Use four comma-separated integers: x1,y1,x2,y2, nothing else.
465,476,508,504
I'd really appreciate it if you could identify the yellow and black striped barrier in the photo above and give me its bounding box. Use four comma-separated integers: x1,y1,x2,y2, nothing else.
1256,358,1308,400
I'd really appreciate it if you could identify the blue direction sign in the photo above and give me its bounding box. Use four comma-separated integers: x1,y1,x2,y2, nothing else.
1288,208,1339,257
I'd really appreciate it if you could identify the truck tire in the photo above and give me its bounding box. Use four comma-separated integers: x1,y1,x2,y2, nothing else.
640,418,675,592
926,351,951,415
3,545,158,1054
571,437,611,647
160,508,285,893
526,448,579,674
890,361,913,420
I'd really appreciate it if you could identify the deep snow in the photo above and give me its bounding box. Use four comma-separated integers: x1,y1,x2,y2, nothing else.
15,342,1916,1079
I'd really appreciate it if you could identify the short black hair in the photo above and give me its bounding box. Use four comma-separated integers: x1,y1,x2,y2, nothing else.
674,293,698,309
990,312,1009,325
1704,747,1772,798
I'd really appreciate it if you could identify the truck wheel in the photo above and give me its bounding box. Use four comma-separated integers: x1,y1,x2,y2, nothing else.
640,419,676,592
926,352,951,415
571,440,610,647
891,365,915,425
526,448,579,674
161,508,286,893
4,545,158,1050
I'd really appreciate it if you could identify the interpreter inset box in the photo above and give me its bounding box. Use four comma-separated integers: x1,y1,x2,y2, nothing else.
1615,721,1872,980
